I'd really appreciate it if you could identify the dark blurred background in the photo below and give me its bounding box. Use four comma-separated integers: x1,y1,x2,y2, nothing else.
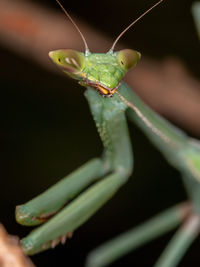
0,0,200,266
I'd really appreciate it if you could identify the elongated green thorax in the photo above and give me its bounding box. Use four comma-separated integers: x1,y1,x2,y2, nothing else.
49,49,141,96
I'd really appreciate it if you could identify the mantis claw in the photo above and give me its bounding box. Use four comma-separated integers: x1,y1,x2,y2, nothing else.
21,232,73,255
16,205,58,226
60,235,67,245
50,232,73,248
51,238,60,249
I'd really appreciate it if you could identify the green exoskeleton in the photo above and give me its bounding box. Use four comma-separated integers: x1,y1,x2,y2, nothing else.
15,0,200,266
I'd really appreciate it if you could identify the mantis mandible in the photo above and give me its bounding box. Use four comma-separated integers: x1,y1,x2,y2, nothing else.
15,0,200,266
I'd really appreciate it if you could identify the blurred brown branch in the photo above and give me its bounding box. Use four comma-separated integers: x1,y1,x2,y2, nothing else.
0,224,35,267
0,0,200,136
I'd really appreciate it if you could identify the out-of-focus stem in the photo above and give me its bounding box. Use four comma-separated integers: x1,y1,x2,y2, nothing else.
0,224,35,267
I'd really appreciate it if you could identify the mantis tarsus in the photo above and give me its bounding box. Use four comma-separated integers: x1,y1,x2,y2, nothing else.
15,0,200,266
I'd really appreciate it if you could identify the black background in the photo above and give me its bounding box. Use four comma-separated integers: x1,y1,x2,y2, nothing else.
0,0,200,266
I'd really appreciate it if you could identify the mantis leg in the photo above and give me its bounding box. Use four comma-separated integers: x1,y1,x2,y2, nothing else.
16,87,133,255
154,214,200,267
119,82,200,183
16,158,107,226
85,202,191,267
21,171,127,255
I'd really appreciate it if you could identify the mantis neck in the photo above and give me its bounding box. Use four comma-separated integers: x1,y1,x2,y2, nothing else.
84,87,133,176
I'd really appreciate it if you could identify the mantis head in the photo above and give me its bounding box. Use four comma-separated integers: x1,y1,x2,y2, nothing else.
49,49,141,96
49,0,162,96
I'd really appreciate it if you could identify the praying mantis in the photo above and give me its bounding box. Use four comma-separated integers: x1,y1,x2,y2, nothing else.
15,0,200,266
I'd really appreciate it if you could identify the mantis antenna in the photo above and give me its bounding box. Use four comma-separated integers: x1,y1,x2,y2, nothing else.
55,0,90,54
109,0,164,53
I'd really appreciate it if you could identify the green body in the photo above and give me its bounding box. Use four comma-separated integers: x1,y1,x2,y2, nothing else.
15,29,200,267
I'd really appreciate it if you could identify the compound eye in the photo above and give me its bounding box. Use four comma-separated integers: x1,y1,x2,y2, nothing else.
49,49,85,74
117,49,141,71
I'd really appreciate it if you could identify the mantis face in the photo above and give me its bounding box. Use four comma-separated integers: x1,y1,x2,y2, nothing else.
49,49,141,96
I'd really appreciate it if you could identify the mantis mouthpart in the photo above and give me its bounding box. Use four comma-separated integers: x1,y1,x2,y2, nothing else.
15,0,200,266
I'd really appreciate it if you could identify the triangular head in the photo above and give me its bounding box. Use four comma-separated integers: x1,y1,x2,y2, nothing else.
49,49,141,97
49,0,163,96
49,0,163,97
